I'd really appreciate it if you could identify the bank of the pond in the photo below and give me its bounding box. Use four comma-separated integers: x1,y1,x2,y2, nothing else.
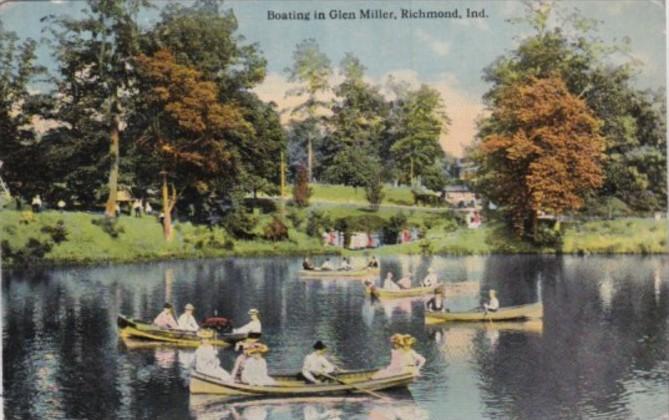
0,210,666,267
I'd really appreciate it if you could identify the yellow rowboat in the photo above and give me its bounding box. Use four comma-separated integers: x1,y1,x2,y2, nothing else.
298,268,380,278
190,369,416,396
366,283,443,299
117,315,247,348
426,319,544,335
424,302,543,325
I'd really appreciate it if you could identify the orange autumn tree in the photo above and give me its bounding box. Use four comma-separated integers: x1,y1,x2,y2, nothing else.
134,49,252,240
475,75,605,239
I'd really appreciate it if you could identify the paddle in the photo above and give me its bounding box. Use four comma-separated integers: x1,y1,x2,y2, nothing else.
320,372,391,401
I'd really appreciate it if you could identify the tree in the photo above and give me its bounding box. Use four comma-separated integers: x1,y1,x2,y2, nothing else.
388,85,449,185
480,2,666,211
134,49,251,240
365,175,385,211
44,0,146,217
292,165,312,207
285,39,332,181
0,22,46,202
320,53,388,187
475,75,605,238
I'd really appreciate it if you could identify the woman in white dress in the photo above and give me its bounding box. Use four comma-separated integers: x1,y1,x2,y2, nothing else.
241,343,276,386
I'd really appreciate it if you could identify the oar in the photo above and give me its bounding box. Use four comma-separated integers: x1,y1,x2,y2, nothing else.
320,372,391,401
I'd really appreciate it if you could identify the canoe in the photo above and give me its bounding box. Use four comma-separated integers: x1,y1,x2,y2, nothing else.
424,302,543,324
190,368,416,396
366,283,443,299
426,319,544,335
298,268,380,278
117,315,248,348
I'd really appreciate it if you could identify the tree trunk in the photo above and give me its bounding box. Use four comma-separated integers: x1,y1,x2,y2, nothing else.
307,137,313,182
161,173,174,241
104,116,120,218
531,210,539,242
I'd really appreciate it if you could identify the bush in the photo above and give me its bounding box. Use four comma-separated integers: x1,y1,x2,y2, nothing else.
531,223,563,248
365,177,385,211
40,220,68,244
263,216,289,241
91,217,125,238
292,166,312,207
243,198,278,214
306,210,331,237
286,209,304,230
2,237,53,266
443,219,459,233
221,206,258,240
383,212,408,244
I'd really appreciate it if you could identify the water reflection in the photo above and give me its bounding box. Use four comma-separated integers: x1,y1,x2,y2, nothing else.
3,256,668,419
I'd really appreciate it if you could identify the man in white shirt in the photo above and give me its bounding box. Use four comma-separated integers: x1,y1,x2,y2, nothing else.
302,341,337,383
483,289,500,312
233,308,262,334
177,303,199,331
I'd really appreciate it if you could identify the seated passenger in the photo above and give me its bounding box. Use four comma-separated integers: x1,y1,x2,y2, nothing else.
153,303,178,329
372,334,405,379
483,289,499,312
320,258,334,271
194,331,232,382
383,272,400,291
241,343,275,386
233,309,262,334
397,272,412,289
421,268,438,288
177,303,199,331
302,257,316,271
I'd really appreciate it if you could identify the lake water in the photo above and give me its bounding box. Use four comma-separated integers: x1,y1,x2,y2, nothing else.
3,255,668,419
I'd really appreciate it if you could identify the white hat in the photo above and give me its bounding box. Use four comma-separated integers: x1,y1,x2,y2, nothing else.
185,303,195,310
248,308,260,315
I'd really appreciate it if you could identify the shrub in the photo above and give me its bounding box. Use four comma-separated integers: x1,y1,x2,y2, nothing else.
91,218,125,238
40,220,68,244
306,210,331,237
286,209,304,230
365,177,385,211
2,237,53,266
243,198,278,214
263,216,289,241
292,165,312,207
383,212,408,244
221,206,257,240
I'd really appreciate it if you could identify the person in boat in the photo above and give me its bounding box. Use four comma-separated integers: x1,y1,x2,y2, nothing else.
153,303,178,329
367,256,379,268
421,268,438,288
233,308,262,334
483,289,499,313
177,303,199,331
383,272,400,290
302,257,316,271
241,343,276,386
320,258,334,271
194,330,232,382
371,334,405,379
339,257,352,271
302,341,338,384
397,272,413,289
425,288,447,312
234,331,262,351
399,335,426,374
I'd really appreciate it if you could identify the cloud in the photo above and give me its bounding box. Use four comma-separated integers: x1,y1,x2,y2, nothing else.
254,70,485,158
415,29,450,57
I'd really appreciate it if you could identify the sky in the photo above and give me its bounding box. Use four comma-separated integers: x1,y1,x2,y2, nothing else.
1,0,666,156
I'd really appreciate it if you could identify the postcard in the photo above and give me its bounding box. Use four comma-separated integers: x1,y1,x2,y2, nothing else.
1,1,667,419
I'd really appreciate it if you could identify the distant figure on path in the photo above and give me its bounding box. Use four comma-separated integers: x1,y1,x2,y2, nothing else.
31,195,42,213
153,303,178,329
57,200,66,212
145,201,153,215
132,199,142,217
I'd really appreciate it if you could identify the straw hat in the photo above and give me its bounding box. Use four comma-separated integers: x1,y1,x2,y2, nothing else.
401,334,416,348
390,334,404,345
185,303,195,311
246,343,269,355
197,329,214,339
489,289,497,296
248,308,260,316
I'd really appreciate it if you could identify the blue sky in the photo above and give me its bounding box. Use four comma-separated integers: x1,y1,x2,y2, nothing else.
1,0,666,156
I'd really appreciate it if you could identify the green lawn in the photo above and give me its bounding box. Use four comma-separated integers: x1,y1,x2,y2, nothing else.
309,183,415,206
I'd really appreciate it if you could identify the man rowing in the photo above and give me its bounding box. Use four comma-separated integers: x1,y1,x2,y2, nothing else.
425,288,447,312
303,257,315,271
302,341,338,384
153,303,178,329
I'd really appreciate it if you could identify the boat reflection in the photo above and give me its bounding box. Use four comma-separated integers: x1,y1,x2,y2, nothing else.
190,390,425,419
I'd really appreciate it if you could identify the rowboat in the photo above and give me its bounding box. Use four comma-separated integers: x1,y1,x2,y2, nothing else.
426,319,544,335
117,315,247,348
190,369,416,396
298,268,380,278
424,302,543,324
366,283,443,299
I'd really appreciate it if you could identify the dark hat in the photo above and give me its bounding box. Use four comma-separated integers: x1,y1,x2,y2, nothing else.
313,340,327,350
163,303,172,309
248,332,262,339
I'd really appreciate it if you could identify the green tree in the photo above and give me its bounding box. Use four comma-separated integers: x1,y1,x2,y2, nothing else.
292,165,312,207
0,22,46,203
285,39,332,181
44,0,146,217
388,85,450,185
